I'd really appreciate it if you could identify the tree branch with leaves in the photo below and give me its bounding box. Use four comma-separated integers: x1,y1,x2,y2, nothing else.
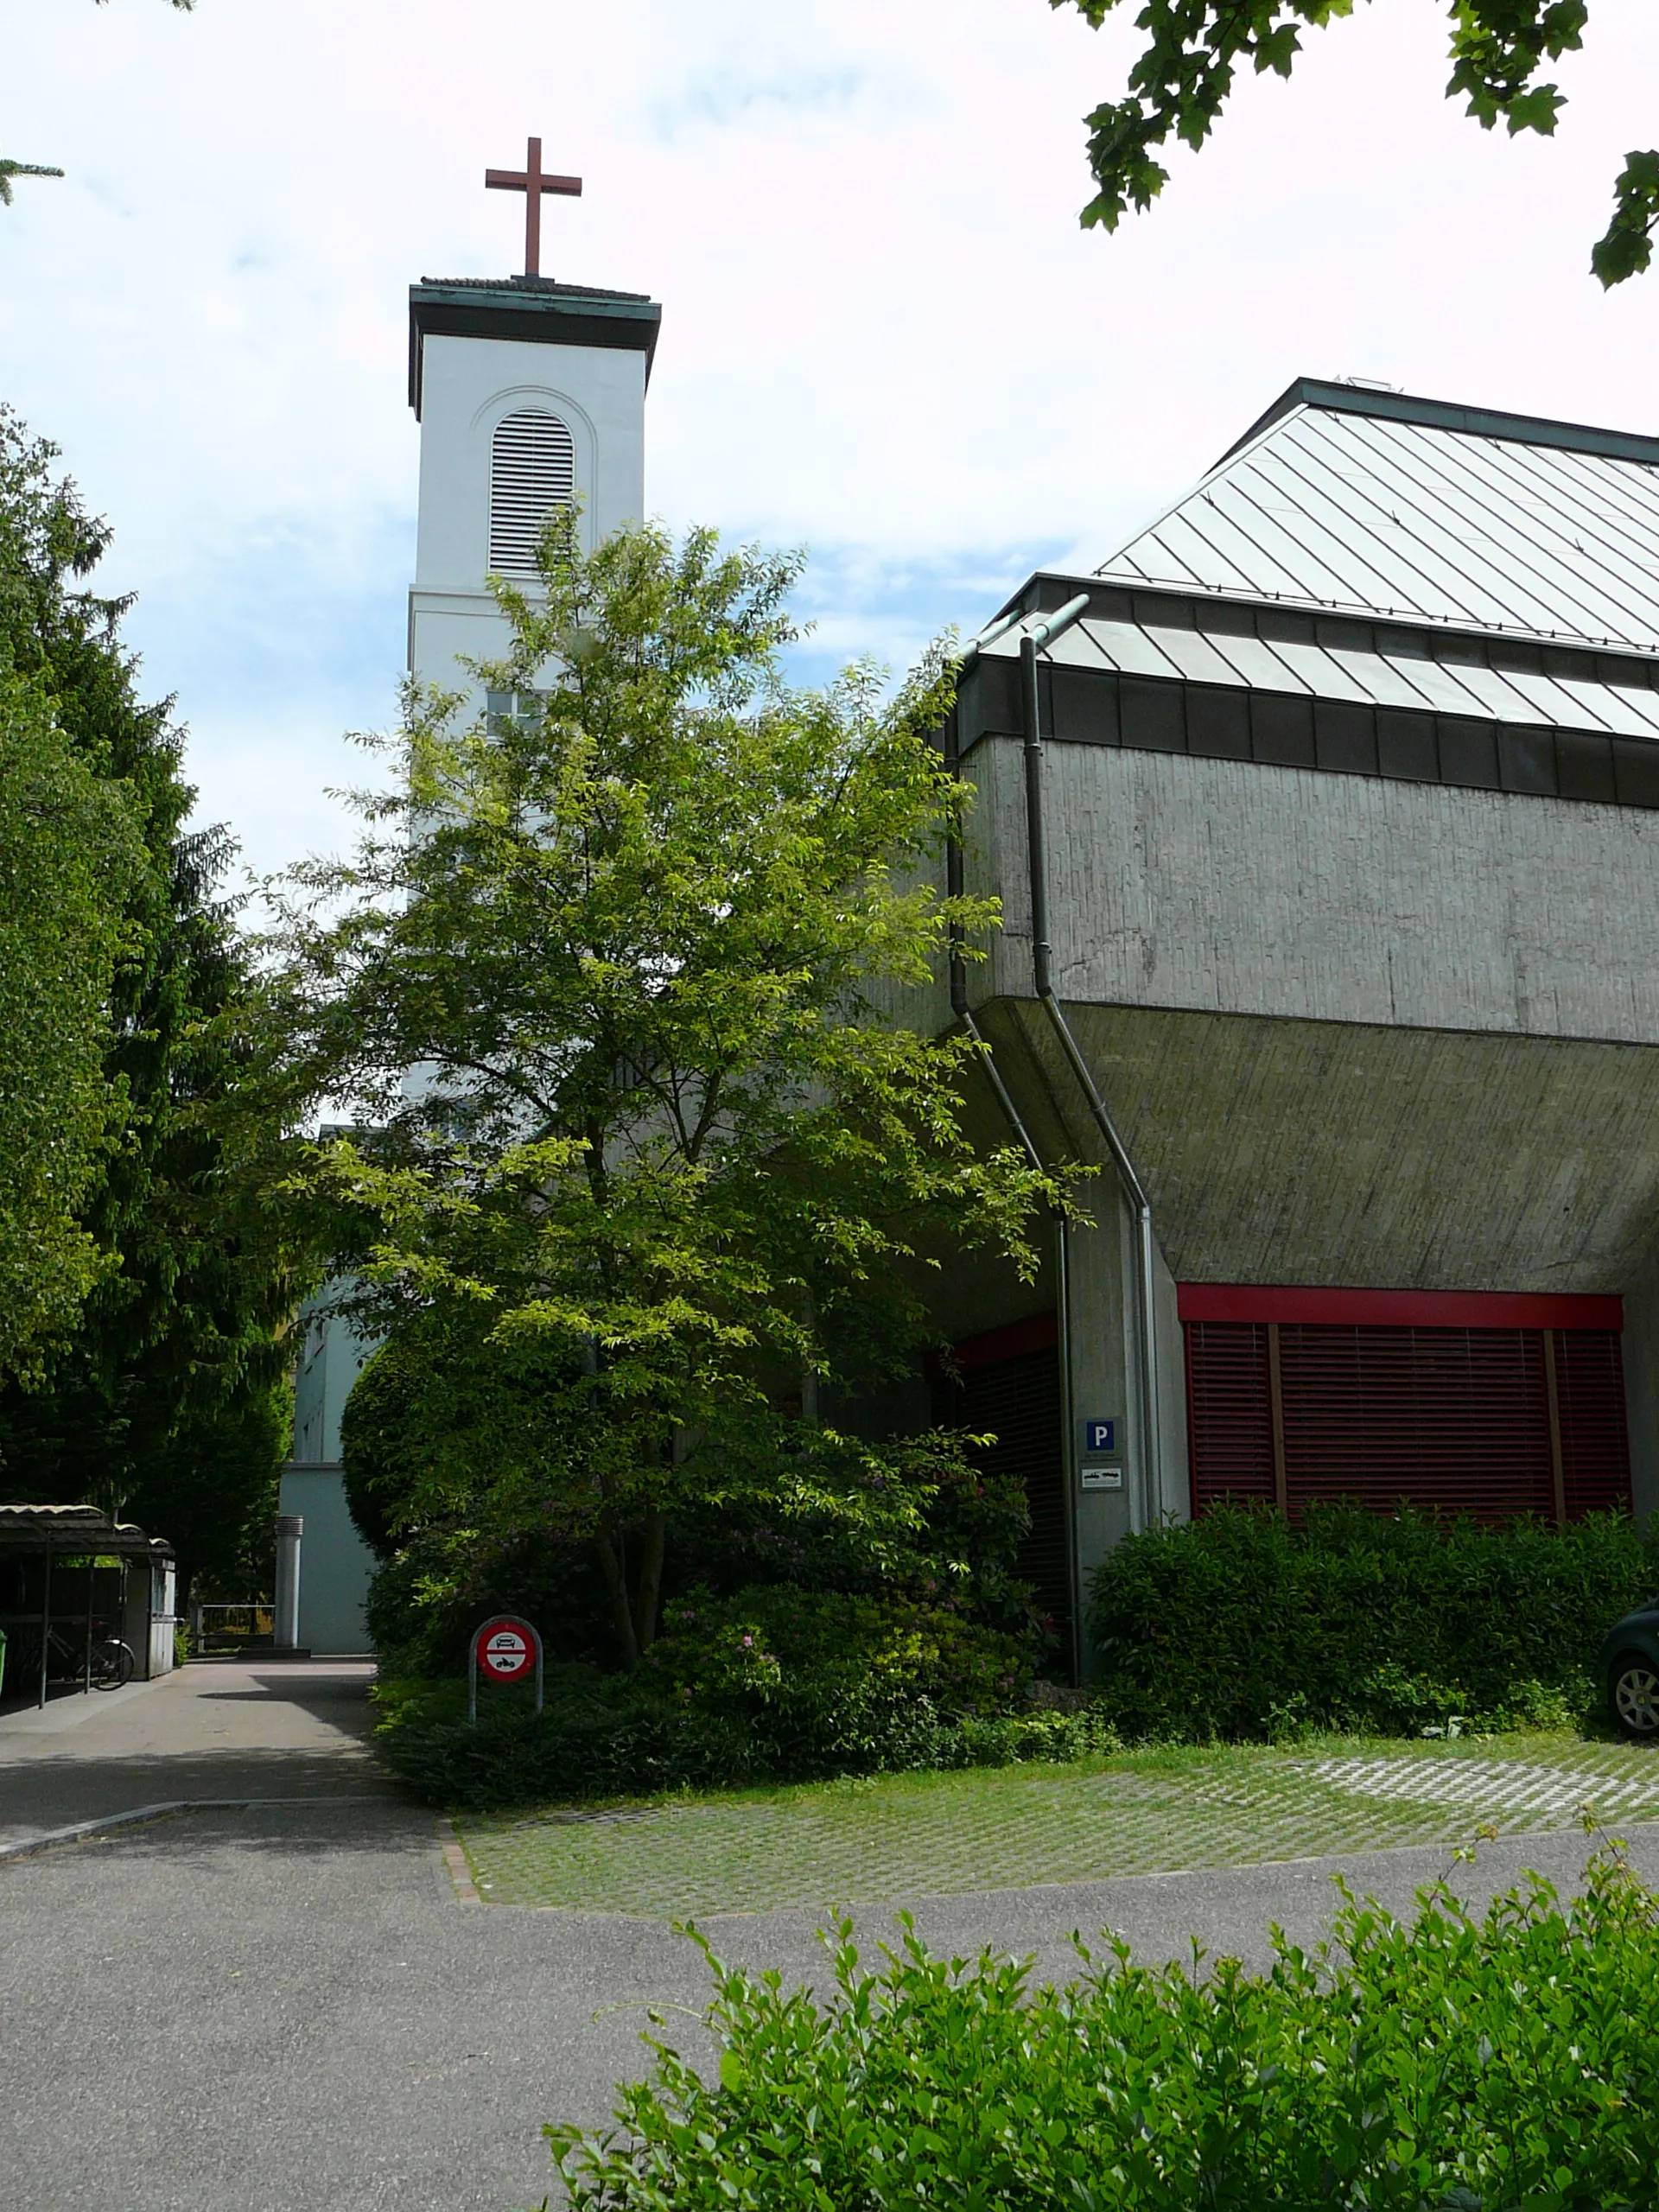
1052,0,1659,283
3,0,194,208
270,516,1068,1667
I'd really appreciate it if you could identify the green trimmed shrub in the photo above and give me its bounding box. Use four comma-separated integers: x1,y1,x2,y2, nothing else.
547,1847,1659,2209
356,1412,1046,1679
373,1586,1080,1808
1090,1503,1659,1743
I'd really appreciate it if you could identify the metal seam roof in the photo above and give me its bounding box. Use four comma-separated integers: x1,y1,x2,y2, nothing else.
1100,389,1659,653
976,609,1659,737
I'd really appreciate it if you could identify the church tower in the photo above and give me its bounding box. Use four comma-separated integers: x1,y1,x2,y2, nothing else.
406,139,663,697
276,152,663,1657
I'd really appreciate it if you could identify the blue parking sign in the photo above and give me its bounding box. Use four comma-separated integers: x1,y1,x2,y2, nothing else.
1083,1418,1116,1454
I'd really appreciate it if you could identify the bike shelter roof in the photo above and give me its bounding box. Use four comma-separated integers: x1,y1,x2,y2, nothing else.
0,1503,175,1560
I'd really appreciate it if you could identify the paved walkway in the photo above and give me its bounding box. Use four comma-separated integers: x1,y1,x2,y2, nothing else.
0,1657,396,1844
5,1670,1659,2210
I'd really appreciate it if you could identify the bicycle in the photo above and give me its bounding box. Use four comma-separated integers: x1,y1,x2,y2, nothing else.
43,1616,136,1691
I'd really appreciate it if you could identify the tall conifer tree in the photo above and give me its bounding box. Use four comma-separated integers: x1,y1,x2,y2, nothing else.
0,409,298,1588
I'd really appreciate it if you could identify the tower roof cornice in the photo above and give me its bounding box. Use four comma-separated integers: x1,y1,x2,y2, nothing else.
408,277,663,416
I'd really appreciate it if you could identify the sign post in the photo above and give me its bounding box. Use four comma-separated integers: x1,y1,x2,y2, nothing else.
467,1613,543,1723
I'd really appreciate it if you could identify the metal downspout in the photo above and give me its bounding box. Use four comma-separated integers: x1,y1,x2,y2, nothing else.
1018,604,1163,1535
946,617,1046,1181
946,623,1082,1679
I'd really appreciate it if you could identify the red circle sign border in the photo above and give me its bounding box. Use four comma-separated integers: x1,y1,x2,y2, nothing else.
473,1612,538,1685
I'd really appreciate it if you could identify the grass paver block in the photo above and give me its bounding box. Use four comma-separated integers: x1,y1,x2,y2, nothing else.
454,1731,1659,1917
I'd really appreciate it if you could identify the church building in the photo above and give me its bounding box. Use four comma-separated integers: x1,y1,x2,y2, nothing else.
289,149,1659,1681
932,377,1659,1674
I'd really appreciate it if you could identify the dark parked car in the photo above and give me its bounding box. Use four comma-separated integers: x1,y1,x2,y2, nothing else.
1601,1603,1659,1739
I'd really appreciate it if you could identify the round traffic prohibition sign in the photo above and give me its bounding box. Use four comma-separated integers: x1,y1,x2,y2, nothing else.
474,1615,537,1683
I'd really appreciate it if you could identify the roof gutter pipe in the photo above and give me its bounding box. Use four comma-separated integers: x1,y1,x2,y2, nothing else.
947,614,1080,1678
946,613,1045,1179
1019,597,1162,1536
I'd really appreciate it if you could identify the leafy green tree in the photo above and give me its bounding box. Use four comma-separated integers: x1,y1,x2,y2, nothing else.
1052,0,1659,284
275,515,1061,1667
0,671,140,1376
0,410,301,1589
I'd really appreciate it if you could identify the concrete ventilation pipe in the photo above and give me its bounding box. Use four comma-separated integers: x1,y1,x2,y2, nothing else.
273,1516,303,1650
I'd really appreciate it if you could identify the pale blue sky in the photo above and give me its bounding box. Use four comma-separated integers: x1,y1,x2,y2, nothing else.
4,0,1659,881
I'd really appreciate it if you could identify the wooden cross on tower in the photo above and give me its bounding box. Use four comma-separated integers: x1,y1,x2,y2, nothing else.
485,136,582,280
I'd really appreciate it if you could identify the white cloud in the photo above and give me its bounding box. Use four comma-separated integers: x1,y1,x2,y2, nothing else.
4,0,1658,880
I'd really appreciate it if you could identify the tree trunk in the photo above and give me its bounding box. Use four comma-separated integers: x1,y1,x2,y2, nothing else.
634,1506,668,1654
594,1521,639,1673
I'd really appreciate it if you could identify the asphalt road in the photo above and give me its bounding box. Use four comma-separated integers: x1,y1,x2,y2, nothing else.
6,1666,1659,2211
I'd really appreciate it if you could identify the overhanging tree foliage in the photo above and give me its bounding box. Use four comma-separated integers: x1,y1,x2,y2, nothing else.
0,410,301,1588
3,1,194,207
274,516,1063,1668
1052,0,1659,284
0,671,140,1377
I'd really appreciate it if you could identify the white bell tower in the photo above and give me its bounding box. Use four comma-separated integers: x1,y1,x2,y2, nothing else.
406,141,661,698
276,168,664,1657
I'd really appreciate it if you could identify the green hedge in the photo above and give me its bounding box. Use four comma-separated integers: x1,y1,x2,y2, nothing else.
1089,1503,1659,1743
373,1586,1096,1808
548,1848,1659,2209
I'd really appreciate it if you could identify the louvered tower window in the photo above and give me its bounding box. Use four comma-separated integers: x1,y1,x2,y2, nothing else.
488,410,575,575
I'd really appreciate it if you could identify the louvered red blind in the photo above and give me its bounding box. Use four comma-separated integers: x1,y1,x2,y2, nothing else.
1557,1331,1630,1517
1185,1313,1630,1523
1186,1320,1274,1505
1277,1325,1553,1519
934,1336,1069,1649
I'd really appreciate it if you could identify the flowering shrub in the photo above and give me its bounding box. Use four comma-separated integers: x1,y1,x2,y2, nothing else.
639,1586,1033,1769
372,1589,1046,1808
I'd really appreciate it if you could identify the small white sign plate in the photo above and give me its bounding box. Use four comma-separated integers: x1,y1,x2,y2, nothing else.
1080,1464,1123,1491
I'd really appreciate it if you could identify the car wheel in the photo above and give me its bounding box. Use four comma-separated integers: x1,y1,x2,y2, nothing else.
1608,1651,1659,1740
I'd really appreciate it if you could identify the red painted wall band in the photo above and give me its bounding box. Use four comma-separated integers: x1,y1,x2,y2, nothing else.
1177,1283,1623,1332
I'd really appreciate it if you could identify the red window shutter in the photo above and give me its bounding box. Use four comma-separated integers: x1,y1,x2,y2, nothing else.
1556,1330,1630,1518
1185,1311,1631,1525
1185,1320,1274,1513
1278,1325,1553,1522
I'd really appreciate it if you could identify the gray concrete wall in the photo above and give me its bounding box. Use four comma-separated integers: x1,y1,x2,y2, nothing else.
907,735,1659,1575
292,1294,378,1467
276,1467,376,1656
1002,997,1659,1295
1152,1236,1189,1527
1060,1185,1134,1673
964,738,1659,1047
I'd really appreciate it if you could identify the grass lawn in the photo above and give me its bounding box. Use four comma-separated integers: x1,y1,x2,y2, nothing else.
452,1727,1659,1918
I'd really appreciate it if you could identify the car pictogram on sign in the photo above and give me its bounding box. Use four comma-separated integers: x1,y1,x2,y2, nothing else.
483,1629,530,1678
473,1614,538,1684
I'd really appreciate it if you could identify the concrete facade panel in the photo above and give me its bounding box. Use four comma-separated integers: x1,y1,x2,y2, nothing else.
1014,1001,1659,1295
966,741,1659,1046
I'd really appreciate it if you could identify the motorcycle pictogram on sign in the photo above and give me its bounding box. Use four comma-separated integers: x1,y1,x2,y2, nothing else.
467,1611,543,1719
